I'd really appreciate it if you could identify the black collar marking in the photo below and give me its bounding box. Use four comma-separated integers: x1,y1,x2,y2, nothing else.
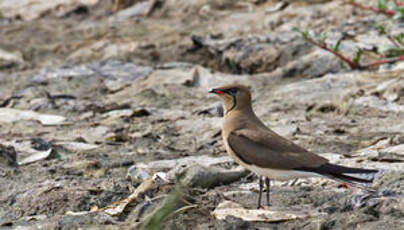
226,95,237,115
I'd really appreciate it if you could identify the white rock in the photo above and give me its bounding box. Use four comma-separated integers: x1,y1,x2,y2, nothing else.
0,108,66,125
138,155,233,171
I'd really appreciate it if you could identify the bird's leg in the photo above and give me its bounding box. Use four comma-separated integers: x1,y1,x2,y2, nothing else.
265,177,271,206
258,176,264,209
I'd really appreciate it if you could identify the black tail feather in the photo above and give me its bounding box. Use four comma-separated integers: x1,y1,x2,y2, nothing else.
296,163,378,184
327,172,373,184
325,173,378,193
313,163,378,175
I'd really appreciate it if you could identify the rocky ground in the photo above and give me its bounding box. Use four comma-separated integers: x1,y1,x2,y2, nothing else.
0,0,403,229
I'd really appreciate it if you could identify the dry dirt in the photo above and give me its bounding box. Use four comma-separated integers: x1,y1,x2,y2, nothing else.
0,0,403,229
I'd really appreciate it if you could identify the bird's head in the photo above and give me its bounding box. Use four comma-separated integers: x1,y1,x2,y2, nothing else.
209,84,252,115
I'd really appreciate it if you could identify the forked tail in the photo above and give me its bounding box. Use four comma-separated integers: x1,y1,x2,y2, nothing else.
297,163,378,184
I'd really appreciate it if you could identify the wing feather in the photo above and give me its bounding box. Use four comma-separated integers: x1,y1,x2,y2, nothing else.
227,128,328,170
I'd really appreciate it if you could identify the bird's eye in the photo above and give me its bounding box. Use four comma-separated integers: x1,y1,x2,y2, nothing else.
227,88,238,95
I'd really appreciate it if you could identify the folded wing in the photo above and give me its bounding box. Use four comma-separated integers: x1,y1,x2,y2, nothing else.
227,128,329,170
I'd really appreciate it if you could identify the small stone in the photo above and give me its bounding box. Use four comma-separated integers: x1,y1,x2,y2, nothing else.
127,164,154,185
168,164,248,189
0,144,17,167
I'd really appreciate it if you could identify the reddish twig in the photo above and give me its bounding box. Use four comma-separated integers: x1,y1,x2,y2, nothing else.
302,35,404,69
302,36,360,69
348,1,396,16
298,1,404,70
394,0,404,7
364,55,404,68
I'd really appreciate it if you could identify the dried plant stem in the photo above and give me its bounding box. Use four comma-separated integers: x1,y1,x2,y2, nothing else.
302,36,360,69
302,36,404,69
394,0,404,7
365,55,404,68
347,1,396,16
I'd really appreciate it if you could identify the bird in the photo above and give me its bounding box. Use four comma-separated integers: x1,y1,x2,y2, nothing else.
209,83,378,208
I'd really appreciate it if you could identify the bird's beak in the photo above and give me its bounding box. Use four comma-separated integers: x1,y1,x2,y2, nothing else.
209,88,224,95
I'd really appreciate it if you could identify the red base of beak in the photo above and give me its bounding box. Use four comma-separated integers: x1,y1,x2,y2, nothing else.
209,88,224,94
